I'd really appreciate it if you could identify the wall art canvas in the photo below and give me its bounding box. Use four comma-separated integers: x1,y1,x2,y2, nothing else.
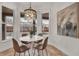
57,3,79,38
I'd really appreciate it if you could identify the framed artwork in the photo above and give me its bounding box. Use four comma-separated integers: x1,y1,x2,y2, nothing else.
57,3,79,38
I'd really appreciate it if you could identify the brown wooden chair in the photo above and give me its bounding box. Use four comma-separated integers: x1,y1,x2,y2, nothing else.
21,41,31,44
21,41,31,48
34,39,43,44
33,39,43,55
12,38,30,56
33,39,43,48
33,37,48,56
22,34,28,37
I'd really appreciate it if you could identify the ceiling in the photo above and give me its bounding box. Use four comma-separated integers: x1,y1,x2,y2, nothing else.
18,2,53,8
18,2,53,13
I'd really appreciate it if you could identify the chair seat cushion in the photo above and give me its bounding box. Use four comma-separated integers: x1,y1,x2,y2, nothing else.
34,44,43,50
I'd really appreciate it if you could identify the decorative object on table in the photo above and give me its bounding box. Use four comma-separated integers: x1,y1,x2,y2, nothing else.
57,3,79,38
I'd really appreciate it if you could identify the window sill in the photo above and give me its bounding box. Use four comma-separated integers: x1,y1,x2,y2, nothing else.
1,36,12,43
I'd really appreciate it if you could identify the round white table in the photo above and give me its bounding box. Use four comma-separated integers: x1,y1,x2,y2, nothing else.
20,35,44,42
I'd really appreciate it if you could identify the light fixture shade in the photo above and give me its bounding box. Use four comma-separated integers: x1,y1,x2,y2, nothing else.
24,7,37,20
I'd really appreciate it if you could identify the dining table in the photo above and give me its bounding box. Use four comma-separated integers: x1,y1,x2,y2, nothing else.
19,35,45,55
20,35,44,42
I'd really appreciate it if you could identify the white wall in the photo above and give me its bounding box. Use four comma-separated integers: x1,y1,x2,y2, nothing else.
0,2,20,52
49,2,79,56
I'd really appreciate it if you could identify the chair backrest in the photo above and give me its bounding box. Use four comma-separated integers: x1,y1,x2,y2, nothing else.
38,33,43,36
35,39,43,43
21,41,30,44
38,39,43,43
12,38,20,52
22,34,28,37
42,37,48,49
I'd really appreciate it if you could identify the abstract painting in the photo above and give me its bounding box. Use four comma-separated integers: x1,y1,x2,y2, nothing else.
57,3,78,38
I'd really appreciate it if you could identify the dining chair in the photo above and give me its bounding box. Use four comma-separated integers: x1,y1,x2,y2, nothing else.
33,37,48,56
33,39,43,55
34,39,43,45
21,41,31,48
38,33,43,36
33,39,43,48
22,34,28,37
12,38,30,56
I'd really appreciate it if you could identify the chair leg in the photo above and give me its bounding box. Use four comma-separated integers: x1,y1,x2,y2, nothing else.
33,49,35,56
14,51,16,56
28,50,30,56
45,48,48,56
37,50,40,56
42,50,44,56
24,52,26,56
